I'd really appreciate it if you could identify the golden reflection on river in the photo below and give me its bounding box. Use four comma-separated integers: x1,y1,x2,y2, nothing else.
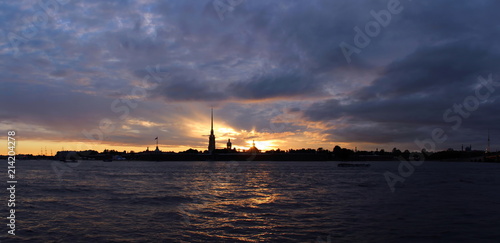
179,163,283,241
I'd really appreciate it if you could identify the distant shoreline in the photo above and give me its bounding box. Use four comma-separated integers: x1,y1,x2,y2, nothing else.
3,149,499,163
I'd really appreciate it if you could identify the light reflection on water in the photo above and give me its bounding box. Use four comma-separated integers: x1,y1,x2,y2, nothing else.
7,160,500,242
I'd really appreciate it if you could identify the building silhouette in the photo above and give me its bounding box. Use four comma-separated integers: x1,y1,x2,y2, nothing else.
247,140,260,154
208,108,216,153
154,137,161,153
465,145,472,152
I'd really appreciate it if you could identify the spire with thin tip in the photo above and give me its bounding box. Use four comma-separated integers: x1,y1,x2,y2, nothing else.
211,107,214,134
208,107,216,153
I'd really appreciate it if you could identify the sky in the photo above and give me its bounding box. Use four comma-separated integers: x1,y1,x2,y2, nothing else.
1,0,500,155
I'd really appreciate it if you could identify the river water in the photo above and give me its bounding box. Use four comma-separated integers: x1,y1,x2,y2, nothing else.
4,160,500,242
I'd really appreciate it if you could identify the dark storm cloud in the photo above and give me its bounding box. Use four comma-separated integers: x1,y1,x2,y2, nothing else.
50,69,69,77
353,41,500,102
0,81,114,132
143,0,390,102
304,40,500,149
155,77,228,102
151,69,326,102
228,69,325,100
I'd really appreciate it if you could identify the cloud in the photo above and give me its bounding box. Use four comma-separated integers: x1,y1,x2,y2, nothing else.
303,40,500,149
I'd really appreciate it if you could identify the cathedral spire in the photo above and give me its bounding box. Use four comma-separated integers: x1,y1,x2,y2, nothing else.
211,107,214,134
208,108,216,153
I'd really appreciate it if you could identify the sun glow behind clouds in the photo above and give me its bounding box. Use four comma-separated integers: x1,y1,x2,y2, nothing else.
246,140,278,151
181,114,285,151
213,126,281,151
217,127,241,138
